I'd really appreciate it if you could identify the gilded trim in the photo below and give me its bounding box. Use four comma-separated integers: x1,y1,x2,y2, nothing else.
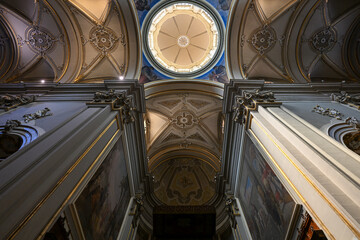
250,118,360,239
7,118,119,240
37,128,120,240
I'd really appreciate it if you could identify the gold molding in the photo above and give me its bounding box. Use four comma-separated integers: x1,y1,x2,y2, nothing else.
250,117,360,239
7,118,119,240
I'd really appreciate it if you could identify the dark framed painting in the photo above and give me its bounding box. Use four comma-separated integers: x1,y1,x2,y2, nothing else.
75,137,131,240
238,133,297,240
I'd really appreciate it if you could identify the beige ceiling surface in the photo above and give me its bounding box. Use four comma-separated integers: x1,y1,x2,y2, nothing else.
227,0,360,83
145,81,223,205
148,3,219,74
68,0,110,23
156,14,210,66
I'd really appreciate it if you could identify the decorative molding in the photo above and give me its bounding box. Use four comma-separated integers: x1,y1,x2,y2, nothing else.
312,105,343,120
89,89,136,124
27,27,56,53
89,26,120,54
172,110,198,129
3,120,21,133
331,91,360,109
225,196,240,228
0,94,36,111
249,26,276,55
310,27,337,53
345,117,359,129
23,108,53,123
233,89,279,124
130,195,144,228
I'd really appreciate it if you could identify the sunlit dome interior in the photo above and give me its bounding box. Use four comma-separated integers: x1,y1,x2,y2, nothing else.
142,1,224,78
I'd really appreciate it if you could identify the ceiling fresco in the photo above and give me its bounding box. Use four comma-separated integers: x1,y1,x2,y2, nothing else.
136,0,232,84
152,157,217,205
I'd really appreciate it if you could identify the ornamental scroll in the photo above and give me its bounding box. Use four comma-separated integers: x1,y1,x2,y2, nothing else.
232,89,280,125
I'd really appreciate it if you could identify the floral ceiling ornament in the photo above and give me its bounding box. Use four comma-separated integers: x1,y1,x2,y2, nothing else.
89,26,119,53
250,26,276,55
172,111,198,129
27,27,56,52
310,27,336,53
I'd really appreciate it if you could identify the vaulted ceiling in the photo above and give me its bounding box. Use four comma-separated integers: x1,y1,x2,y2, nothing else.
226,0,360,83
0,0,359,209
0,0,141,83
145,80,223,205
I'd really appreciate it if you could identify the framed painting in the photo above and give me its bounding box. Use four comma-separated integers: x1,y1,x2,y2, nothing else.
75,137,131,240
238,133,297,240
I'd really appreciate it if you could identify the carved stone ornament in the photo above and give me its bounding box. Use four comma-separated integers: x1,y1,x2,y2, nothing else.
312,105,342,120
89,26,118,53
130,195,144,228
331,91,360,109
3,120,21,132
172,110,198,129
0,94,36,111
23,107,52,123
225,196,240,228
310,27,336,53
27,27,55,52
92,89,135,124
345,117,359,129
250,26,276,55
233,89,276,124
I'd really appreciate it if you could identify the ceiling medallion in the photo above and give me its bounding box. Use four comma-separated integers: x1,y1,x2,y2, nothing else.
27,27,55,52
250,26,276,55
310,27,336,53
142,0,225,78
89,26,118,53
172,110,198,129
177,35,190,48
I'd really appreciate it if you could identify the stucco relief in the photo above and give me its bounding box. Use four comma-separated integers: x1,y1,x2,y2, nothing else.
89,26,118,53
152,157,216,205
250,26,276,55
27,27,55,53
310,27,337,53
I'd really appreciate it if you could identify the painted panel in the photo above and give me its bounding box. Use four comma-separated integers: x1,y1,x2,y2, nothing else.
238,133,296,240
75,137,130,240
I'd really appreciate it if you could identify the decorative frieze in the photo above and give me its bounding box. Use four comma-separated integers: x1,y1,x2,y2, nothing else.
0,94,36,111
233,89,278,124
312,105,342,120
23,107,52,123
331,91,360,109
